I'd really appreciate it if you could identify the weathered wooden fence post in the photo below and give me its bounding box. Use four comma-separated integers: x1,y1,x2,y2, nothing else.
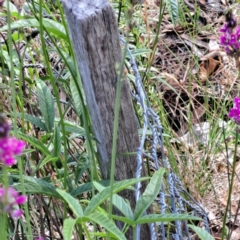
62,0,151,238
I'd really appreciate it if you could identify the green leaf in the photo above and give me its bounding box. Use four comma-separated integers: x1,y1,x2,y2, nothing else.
70,180,111,197
53,125,61,157
56,119,86,136
112,215,134,226
57,189,83,217
0,18,66,40
130,48,152,57
18,132,51,155
15,112,48,131
38,155,58,169
63,218,77,240
135,214,200,224
134,168,165,220
93,182,133,220
80,212,127,240
188,225,214,240
13,176,59,198
70,78,83,117
36,79,55,131
165,0,179,25
84,177,149,215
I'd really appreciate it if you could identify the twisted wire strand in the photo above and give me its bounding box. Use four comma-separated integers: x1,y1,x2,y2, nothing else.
119,35,209,239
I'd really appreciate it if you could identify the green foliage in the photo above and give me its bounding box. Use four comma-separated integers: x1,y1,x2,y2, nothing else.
57,189,83,217
63,218,77,240
36,79,55,131
164,0,179,25
134,168,165,220
188,225,214,240
0,18,67,40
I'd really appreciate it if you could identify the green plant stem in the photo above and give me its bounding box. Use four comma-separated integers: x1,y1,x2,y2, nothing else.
6,0,32,238
221,130,239,240
38,0,68,217
107,7,133,240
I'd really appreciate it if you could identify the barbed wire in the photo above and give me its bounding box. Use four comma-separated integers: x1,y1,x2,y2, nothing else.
119,35,210,240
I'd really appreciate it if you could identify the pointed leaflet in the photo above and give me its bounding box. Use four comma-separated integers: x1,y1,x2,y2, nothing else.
15,112,48,131
0,18,66,40
84,177,149,215
70,180,111,196
134,168,165,220
165,0,179,25
81,212,127,240
38,156,58,169
63,218,77,240
93,181,133,220
12,176,59,198
18,132,51,156
135,214,200,224
188,225,214,240
36,79,55,131
57,189,83,217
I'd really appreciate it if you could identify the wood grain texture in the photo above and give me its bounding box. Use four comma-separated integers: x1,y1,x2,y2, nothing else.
62,0,152,238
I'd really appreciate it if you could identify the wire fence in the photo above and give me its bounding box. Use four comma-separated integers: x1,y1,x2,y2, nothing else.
120,35,210,240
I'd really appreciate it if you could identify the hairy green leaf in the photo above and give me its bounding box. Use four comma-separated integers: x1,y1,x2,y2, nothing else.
15,112,48,131
135,214,200,224
94,182,133,220
134,168,165,220
188,225,214,240
80,212,127,240
63,218,77,240
165,0,179,25
84,177,149,215
0,18,66,39
36,79,55,131
57,189,83,217
18,132,51,155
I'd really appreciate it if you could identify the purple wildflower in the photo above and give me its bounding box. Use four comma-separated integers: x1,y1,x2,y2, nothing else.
229,97,240,125
0,187,26,218
219,11,240,55
0,137,26,166
0,116,26,166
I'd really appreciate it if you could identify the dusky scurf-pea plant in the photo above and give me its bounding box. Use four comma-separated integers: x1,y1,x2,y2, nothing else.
219,10,240,239
228,97,240,125
0,115,26,218
220,10,240,55
220,11,240,125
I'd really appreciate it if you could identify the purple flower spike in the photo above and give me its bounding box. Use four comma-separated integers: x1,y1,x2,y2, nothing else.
229,97,240,125
0,137,26,167
220,11,240,55
0,187,26,218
